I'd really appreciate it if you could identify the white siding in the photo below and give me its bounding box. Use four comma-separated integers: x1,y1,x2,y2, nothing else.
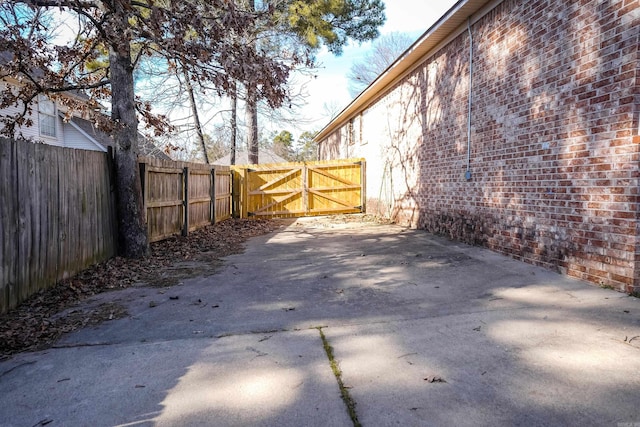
0,84,110,151
0,83,39,141
0,84,64,145
62,122,106,152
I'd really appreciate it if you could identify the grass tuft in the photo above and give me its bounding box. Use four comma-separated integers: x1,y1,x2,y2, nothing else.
317,327,361,427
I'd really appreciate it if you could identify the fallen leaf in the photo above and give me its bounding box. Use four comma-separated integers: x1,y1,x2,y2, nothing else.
0,219,305,356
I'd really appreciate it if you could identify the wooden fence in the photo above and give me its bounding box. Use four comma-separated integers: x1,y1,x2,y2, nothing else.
1,140,233,314
1,138,118,314
140,157,232,242
1,140,357,313
232,158,365,219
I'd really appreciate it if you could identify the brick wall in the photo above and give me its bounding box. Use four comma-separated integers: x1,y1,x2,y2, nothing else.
318,0,640,293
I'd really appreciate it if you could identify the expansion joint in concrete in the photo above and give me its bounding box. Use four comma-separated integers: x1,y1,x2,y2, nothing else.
316,327,361,427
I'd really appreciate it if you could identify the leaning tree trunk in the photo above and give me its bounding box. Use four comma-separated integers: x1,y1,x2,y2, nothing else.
109,39,150,258
246,82,259,164
183,68,209,164
230,81,237,165
245,0,259,165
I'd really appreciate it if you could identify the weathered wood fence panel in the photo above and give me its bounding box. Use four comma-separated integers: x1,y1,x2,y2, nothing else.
1,144,234,314
1,138,117,314
214,168,232,222
1,143,361,313
139,157,231,242
141,163,185,243
232,158,365,219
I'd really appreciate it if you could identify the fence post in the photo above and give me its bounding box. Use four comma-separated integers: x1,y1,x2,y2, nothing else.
232,167,247,219
182,166,189,236
360,159,366,213
139,161,148,222
302,163,309,216
230,168,238,218
211,167,216,224
234,168,243,218
227,169,232,220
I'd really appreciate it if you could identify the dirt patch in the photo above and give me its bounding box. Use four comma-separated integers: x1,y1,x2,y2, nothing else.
292,213,392,228
0,218,282,358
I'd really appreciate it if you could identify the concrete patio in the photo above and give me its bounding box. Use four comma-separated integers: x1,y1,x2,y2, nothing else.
1,218,639,426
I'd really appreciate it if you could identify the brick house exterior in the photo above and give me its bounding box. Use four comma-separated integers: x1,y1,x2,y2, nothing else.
315,0,640,292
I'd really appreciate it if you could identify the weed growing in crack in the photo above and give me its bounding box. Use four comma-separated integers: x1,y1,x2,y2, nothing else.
317,327,361,427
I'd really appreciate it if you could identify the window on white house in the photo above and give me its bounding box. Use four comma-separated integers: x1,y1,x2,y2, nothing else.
348,119,355,145
38,95,56,137
350,116,361,146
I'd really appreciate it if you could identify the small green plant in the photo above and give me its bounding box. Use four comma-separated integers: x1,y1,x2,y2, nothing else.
317,327,361,427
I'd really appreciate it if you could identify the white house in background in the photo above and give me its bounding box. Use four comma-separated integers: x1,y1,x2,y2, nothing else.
1,82,100,150
0,81,171,159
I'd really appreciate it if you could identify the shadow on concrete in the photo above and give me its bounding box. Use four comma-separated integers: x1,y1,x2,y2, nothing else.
1,221,639,426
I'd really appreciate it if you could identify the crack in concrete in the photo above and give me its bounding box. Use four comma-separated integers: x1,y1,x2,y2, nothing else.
317,327,361,427
0,360,36,378
52,341,115,349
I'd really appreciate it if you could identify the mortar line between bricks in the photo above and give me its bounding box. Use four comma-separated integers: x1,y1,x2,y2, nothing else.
316,326,361,427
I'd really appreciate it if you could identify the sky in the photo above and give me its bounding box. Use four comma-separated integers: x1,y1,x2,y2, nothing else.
47,1,460,143
300,0,459,132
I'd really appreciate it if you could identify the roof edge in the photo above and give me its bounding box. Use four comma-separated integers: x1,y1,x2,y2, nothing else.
64,114,108,152
314,0,499,143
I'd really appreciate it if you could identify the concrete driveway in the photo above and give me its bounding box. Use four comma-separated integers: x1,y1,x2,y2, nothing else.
1,218,639,426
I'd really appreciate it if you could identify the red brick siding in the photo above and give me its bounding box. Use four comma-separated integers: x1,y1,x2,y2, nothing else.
319,0,640,292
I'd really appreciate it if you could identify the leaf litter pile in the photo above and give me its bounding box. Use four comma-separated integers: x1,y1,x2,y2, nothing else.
0,218,282,358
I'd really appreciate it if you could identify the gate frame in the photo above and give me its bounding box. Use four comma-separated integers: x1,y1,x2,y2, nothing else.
232,158,366,219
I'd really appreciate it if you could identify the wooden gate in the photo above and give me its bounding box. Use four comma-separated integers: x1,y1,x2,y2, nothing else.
233,158,365,219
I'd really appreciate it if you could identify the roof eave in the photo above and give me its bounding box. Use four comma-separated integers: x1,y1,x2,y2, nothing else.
314,0,496,143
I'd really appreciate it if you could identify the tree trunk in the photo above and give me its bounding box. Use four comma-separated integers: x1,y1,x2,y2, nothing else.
183,68,209,164
230,81,237,165
109,36,149,258
246,82,258,164
245,0,259,165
